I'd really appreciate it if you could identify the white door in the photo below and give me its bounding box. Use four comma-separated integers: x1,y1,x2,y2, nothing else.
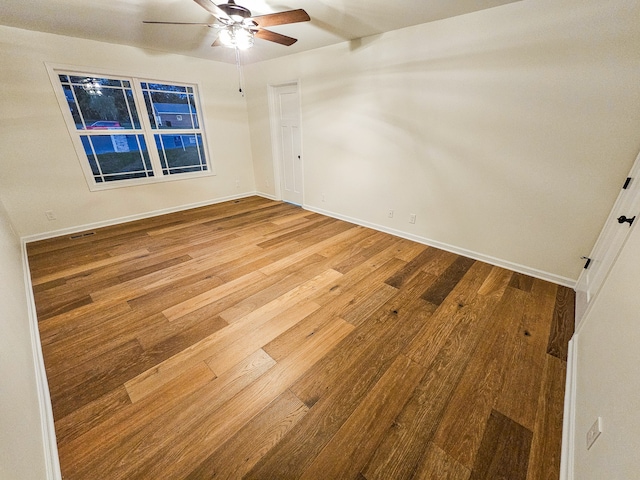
272,83,303,205
575,150,640,325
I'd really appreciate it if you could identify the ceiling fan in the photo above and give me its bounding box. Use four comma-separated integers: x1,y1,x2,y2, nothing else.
144,0,311,50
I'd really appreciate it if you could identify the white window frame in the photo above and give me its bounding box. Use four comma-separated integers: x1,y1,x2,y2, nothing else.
46,63,215,191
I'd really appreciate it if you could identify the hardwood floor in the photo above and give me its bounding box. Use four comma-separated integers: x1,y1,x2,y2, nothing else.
27,196,574,480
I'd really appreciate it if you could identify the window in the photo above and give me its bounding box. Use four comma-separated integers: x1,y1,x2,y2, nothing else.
52,70,211,189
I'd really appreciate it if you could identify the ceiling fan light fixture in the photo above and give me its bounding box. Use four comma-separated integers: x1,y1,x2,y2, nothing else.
218,24,254,50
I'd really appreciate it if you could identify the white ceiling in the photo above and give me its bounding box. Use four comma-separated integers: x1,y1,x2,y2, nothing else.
0,0,522,64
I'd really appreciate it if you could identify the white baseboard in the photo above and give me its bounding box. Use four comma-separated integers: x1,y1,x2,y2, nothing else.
255,191,278,201
560,336,577,480
21,245,62,480
303,204,576,288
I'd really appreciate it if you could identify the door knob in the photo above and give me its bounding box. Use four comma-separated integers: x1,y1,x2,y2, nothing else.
617,215,635,226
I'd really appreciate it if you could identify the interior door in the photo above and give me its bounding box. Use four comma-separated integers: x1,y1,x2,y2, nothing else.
575,150,640,325
273,84,303,205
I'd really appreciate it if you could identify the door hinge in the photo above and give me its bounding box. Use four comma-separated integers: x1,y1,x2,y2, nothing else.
623,177,632,189
581,256,592,269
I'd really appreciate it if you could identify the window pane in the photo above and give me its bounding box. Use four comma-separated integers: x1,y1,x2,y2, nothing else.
58,75,140,131
155,134,207,175
81,134,154,182
63,85,83,128
141,82,198,130
126,89,141,129
69,76,122,88
146,83,187,93
72,84,139,130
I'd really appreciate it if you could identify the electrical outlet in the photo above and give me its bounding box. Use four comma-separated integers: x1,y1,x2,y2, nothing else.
409,213,416,224
235,180,240,188
322,193,326,202
388,209,394,218
265,180,270,188
45,210,57,221
586,417,602,450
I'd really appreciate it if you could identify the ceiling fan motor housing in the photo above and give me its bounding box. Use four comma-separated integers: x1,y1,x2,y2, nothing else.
219,1,251,20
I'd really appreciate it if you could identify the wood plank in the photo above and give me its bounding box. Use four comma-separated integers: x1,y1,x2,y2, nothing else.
184,389,309,480
159,253,330,329
264,257,406,361
122,319,354,480
431,285,525,469
205,300,321,375
135,313,228,351
421,256,476,306
258,225,364,275
31,248,150,285
299,355,426,480
413,443,471,480
53,386,131,445
247,277,435,479
509,272,534,292
217,260,329,323
469,410,533,480
62,350,274,479
292,271,436,408
341,282,398,327
161,270,266,321
42,312,166,374
38,301,132,346
547,286,575,361
526,354,566,480
384,246,439,289
34,293,93,321
494,280,558,431
404,261,495,368
124,269,342,402
48,339,148,418
362,265,498,480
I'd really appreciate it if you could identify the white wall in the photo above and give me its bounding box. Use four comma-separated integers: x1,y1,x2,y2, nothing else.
0,25,255,238
0,199,49,479
572,222,640,478
245,0,640,283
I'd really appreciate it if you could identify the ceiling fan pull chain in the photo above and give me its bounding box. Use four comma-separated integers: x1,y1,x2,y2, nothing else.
235,47,245,96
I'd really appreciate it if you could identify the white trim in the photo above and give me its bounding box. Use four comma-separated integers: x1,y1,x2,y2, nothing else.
267,84,283,201
303,204,576,288
21,245,62,480
560,336,578,480
255,191,278,201
22,192,253,243
574,149,640,326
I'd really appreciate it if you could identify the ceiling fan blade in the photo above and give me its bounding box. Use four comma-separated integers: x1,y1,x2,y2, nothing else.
193,0,231,21
143,21,214,26
251,9,310,28
255,28,298,46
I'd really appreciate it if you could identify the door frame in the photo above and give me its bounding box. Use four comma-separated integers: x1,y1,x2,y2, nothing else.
267,80,304,205
575,149,640,327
